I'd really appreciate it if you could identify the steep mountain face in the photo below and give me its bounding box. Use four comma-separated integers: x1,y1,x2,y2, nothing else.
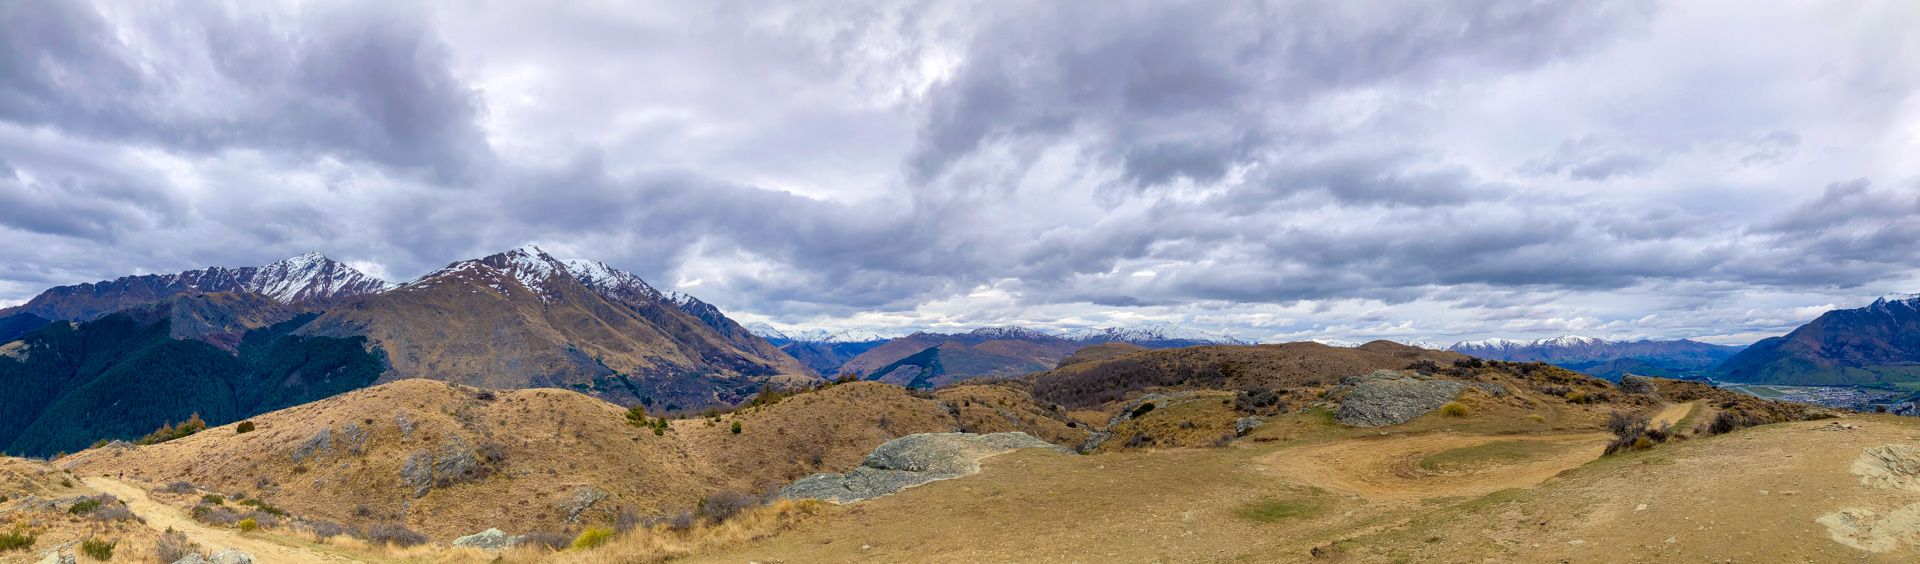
839,326,1080,381
298,246,816,410
0,311,384,457
1061,323,1252,348
1719,295,1920,385
867,342,1051,389
1447,335,1740,379
745,324,897,376
0,252,392,322
0,312,49,343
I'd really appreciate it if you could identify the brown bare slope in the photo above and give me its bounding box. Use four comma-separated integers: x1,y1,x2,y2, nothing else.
300,246,815,409
59,379,1085,542
838,327,1078,378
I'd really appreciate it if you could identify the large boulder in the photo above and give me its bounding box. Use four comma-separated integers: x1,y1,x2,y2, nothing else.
452,528,516,551
1618,374,1658,395
1333,370,1505,427
208,550,253,564
778,432,1073,504
170,555,211,564
37,553,75,564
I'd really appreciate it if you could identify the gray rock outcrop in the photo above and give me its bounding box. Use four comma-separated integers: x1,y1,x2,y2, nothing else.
37,552,74,564
556,487,608,522
777,432,1073,504
292,428,331,463
170,555,211,564
1618,374,1657,395
399,432,484,497
1234,416,1266,437
452,528,516,551
1333,370,1505,427
208,550,253,564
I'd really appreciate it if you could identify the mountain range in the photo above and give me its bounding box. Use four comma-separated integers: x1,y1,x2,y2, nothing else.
745,322,1251,384
1446,335,1743,380
0,246,811,456
1718,294,1920,385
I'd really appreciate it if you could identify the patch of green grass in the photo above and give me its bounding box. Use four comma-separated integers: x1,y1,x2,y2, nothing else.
1670,401,1701,432
1236,497,1326,522
1419,441,1565,473
0,531,33,551
81,538,115,560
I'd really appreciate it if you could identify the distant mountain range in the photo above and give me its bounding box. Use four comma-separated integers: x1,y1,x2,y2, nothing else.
0,246,811,456
1445,335,1743,380
1719,295,1920,385
744,322,1250,384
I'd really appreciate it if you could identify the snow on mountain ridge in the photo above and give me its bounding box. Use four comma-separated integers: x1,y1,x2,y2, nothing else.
1062,323,1249,345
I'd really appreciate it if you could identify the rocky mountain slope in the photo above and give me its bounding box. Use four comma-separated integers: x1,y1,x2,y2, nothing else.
0,252,393,322
1719,294,1920,385
296,246,815,410
744,324,895,377
1448,335,1741,379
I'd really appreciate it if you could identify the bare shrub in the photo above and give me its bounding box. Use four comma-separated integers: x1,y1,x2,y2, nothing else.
154,531,199,562
360,523,427,547
700,491,763,523
1124,433,1155,448
516,531,572,551
161,481,198,495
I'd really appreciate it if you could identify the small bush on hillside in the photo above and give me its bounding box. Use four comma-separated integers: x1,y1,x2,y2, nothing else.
730,421,742,434
69,497,104,514
700,491,763,523
1565,392,1593,404
0,531,33,551
361,523,427,547
625,405,648,427
192,504,242,526
1408,360,1442,375
241,511,279,529
1440,403,1470,417
298,519,353,539
154,531,197,562
162,481,198,494
237,498,285,516
138,413,208,445
1235,388,1283,413
1452,358,1486,369
1130,402,1157,419
571,527,615,550
201,494,225,505
80,538,114,560
235,421,255,434
1125,433,1155,448
237,518,258,532
517,531,572,551
90,504,137,522
60,478,73,488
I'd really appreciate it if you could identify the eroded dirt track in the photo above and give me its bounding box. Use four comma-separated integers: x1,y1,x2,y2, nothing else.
1259,403,1696,500
87,477,364,564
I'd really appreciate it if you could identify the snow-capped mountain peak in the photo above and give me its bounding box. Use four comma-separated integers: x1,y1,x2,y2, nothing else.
968,326,1056,341
1062,322,1250,346
242,252,394,303
561,259,665,303
743,322,789,341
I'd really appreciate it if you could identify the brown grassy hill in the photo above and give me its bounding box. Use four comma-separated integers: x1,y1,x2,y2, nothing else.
301,247,815,410
1031,341,1466,409
57,379,1084,543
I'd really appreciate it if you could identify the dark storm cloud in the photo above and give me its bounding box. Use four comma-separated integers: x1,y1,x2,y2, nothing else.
0,0,486,180
909,0,1653,191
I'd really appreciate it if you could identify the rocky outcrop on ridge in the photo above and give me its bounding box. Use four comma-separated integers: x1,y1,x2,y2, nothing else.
1332,370,1506,427
777,432,1073,504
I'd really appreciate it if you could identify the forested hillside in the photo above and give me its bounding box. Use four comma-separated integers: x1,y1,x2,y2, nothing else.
0,312,384,457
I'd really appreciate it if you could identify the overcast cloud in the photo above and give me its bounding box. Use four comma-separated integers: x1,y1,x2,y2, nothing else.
1,0,1917,345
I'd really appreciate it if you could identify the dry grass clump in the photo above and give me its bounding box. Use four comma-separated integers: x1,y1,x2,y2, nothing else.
1439,403,1471,417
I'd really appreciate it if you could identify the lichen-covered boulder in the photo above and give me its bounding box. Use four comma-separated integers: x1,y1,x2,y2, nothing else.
778,432,1072,504
453,528,516,551
1334,372,1504,427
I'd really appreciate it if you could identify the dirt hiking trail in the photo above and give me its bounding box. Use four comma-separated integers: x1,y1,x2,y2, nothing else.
87,477,365,564
1261,402,1696,500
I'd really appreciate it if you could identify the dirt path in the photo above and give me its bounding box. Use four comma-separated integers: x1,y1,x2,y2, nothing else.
1258,432,1610,499
86,478,366,564
1260,403,1698,500
1649,401,1694,428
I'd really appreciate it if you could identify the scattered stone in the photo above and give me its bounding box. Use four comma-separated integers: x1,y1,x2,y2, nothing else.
1664,537,1676,544
103,440,134,449
292,428,332,463
1333,370,1506,427
778,432,1074,504
208,550,253,564
171,555,211,564
1815,422,1860,431
1234,416,1265,437
1635,503,1648,511
453,528,515,551
395,412,416,439
36,552,74,564
340,423,369,455
1567,540,1584,546
557,487,608,522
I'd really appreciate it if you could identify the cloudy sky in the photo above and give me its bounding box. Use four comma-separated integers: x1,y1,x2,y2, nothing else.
2,0,1917,345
